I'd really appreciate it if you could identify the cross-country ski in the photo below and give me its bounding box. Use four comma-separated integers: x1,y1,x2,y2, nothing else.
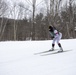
34,49,58,55
41,50,72,56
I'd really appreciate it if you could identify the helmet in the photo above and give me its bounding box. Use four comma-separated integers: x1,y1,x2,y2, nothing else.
49,26,53,29
49,26,53,32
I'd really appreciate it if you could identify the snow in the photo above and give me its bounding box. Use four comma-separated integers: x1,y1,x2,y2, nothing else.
0,39,76,75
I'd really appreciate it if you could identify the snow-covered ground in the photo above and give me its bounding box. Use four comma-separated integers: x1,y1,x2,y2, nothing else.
0,39,76,75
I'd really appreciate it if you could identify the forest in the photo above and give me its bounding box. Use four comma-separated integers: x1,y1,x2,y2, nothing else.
0,0,76,41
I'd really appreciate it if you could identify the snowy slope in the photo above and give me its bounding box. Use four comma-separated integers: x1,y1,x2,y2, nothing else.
0,39,76,75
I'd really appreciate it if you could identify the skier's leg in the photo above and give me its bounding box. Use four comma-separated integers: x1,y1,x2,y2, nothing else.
51,43,55,50
51,37,57,50
58,43,63,51
57,34,63,51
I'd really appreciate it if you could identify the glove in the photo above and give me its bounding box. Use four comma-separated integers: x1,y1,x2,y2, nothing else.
51,36,54,39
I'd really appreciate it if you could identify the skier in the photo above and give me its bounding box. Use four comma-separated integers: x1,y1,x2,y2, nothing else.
49,25,63,52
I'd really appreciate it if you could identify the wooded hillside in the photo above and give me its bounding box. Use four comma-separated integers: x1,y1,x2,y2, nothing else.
0,0,76,41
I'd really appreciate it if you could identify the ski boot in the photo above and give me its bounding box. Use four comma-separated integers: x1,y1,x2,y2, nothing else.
58,47,63,52
49,47,54,51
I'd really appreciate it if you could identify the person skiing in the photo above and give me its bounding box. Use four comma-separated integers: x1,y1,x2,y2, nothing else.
49,25,63,52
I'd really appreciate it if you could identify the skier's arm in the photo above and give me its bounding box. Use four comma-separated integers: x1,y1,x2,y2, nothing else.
49,31,54,39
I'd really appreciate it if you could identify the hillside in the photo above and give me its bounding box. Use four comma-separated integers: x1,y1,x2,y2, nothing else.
0,39,76,75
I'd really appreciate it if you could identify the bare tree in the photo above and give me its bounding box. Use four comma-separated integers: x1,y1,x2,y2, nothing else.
0,0,8,40
31,0,36,40
24,0,46,40
9,2,26,40
0,17,8,40
44,0,50,39
49,0,62,26
0,0,8,16
17,0,37,40
69,0,74,38
12,3,17,40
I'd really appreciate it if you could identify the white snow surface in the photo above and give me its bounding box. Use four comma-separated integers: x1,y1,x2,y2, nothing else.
0,39,76,75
